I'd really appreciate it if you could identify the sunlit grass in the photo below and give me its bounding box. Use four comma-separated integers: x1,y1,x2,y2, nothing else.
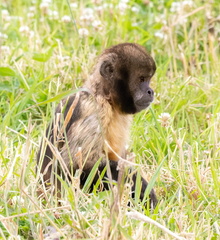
0,0,220,239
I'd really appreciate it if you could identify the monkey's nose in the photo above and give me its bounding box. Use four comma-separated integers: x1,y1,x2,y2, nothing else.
147,88,154,96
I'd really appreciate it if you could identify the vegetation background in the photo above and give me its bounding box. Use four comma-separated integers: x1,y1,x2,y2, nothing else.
0,0,219,239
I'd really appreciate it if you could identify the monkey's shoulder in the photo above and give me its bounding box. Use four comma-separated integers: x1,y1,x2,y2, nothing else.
54,91,106,133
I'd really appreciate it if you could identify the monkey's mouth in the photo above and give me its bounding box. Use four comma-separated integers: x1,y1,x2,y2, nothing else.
137,102,150,108
136,99,153,108
135,101,152,112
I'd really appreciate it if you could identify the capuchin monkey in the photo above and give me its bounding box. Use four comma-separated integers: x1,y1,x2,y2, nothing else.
37,43,157,208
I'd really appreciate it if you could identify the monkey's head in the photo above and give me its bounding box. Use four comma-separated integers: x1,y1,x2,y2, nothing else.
97,43,156,114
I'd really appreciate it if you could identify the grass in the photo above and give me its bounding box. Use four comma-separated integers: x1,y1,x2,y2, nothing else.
0,0,220,239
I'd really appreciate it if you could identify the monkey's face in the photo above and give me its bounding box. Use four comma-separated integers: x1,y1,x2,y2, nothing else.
99,43,156,114
130,64,155,113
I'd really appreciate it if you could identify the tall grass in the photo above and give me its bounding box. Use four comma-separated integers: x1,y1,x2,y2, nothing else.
0,0,219,239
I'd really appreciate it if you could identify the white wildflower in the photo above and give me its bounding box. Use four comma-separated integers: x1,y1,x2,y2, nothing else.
155,27,168,40
2,9,9,15
57,55,71,68
92,20,102,30
131,6,139,13
154,31,164,39
83,8,94,16
78,28,89,38
95,5,104,12
30,30,35,38
0,32,8,39
0,45,10,53
206,113,213,120
170,0,193,13
203,150,210,155
80,8,95,24
170,2,181,12
61,15,71,23
70,3,78,9
11,196,25,206
28,12,35,18
182,0,194,9
131,22,138,27
29,6,36,12
40,2,50,15
117,2,128,13
48,10,59,20
1,9,11,21
158,112,171,127
155,15,167,25
19,25,30,33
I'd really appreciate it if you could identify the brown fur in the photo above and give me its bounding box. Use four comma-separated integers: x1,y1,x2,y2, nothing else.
37,43,157,207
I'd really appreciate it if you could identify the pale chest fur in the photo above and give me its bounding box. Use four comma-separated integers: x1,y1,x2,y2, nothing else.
96,96,132,161
106,112,132,160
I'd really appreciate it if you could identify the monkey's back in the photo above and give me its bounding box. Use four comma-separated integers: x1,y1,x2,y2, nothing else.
58,91,105,171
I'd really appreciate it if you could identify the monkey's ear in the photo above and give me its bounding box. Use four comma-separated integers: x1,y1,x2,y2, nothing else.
100,60,114,79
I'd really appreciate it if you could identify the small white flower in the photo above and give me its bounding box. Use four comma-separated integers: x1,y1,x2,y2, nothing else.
80,15,94,23
131,6,139,13
182,0,194,8
19,26,30,33
61,15,71,23
170,2,180,12
203,150,210,155
29,6,36,12
48,10,59,20
1,9,11,21
11,196,25,206
117,2,128,12
40,2,49,14
78,28,89,38
28,12,35,18
0,45,10,53
70,3,78,9
57,55,71,68
171,0,193,13
92,20,102,30
131,22,138,27
80,8,95,23
178,17,188,25
95,6,104,12
158,112,171,127
83,8,94,16
2,9,9,16
154,31,164,39
0,32,8,39
30,30,35,38
155,15,167,25
57,55,70,62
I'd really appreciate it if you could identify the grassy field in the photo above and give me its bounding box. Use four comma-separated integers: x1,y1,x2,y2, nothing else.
0,0,220,239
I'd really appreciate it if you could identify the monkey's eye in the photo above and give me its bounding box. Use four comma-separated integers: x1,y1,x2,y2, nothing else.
139,76,145,82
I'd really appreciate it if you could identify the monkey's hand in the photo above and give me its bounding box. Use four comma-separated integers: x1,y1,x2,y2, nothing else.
131,174,158,209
